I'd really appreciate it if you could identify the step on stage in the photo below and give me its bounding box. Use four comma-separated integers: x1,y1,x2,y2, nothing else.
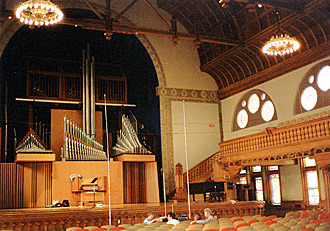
0,201,265,231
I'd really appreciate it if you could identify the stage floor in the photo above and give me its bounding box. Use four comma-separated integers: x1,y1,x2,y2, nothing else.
0,201,265,231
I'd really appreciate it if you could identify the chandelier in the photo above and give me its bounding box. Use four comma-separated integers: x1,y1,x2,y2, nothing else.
262,8,300,56
16,0,64,28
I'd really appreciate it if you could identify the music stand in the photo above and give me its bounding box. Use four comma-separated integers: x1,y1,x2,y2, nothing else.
91,177,98,208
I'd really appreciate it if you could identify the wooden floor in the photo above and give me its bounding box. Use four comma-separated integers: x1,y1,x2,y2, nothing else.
0,201,265,231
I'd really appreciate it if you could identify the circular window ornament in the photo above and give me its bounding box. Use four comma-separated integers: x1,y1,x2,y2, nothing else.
242,100,246,107
261,101,275,122
261,93,266,100
317,65,330,92
301,86,318,111
308,75,315,84
248,93,260,114
237,109,248,128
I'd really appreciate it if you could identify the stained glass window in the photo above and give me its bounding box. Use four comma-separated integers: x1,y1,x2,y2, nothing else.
306,170,319,205
240,176,247,184
268,166,278,171
304,157,316,167
248,94,260,114
253,166,262,172
255,177,264,201
270,174,281,205
301,86,318,111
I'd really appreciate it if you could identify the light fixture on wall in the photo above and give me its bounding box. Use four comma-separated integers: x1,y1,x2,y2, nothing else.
16,0,64,29
262,8,300,56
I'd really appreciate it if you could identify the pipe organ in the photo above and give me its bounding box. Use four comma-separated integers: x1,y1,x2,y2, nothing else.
62,115,106,160
112,115,151,156
82,44,96,138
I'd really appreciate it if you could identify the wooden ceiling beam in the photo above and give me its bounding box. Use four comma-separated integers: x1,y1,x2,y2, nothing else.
84,0,105,20
114,0,140,21
142,0,171,30
61,17,242,46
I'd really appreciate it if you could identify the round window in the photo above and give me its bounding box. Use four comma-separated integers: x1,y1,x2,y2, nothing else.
261,100,275,122
237,109,248,128
317,65,330,92
248,93,260,114
301,86,318,111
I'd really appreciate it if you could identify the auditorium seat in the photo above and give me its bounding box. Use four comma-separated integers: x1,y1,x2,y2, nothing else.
233,221,246,227
84,226,100,230
247,220,258,225
237,227,253,231
75,229,90,231
268,223,281,229
301,228,315,231
291,224,305,230
230,217,241,221
273,226,290,231
301,211,310,219
119,224,133,228
110,227,126,231
66,227,83,231
220,228,236,231
101,225,116,229
250,222,264,228
315,226,330,231
91,228,108,231
283,221,296,227
235,223,249,229
232,218,244,223
306,222,320,229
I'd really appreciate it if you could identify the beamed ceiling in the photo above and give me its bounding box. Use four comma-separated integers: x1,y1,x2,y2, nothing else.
157,0,330,98
2,0,329,99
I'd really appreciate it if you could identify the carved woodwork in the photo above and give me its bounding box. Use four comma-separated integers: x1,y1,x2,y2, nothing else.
174,163,186,201
220,116,330,167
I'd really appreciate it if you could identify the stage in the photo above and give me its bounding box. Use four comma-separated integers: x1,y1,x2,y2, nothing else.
0,201,265,231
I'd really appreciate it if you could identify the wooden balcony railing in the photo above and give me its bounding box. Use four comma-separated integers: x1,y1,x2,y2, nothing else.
221,116,330,155
181,116,330,185
183,151,220,184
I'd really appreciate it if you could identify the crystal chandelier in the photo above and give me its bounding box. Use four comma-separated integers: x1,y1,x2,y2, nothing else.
262,8,300,56
16,0,64,28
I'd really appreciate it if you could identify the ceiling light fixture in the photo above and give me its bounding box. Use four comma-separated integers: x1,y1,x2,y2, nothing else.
16,0,64,29
262,8,300,56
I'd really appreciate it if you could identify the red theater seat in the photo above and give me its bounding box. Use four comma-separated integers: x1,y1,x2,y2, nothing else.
261,218,271,223
265,220,277,226
318,213,329,220
109,227,126,231
310,219,320,224
301,228,315,231
247,219,259,225
75,229,89,231
204,229,219,231
267,215,277,220
221,228,236,231
301,211,310,219
232,218,244,223
91,229,108,231
236,223,249,229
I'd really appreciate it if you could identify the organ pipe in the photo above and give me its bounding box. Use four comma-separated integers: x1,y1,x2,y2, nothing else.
91,56,95,138
82,49,86,132
86,44,90,136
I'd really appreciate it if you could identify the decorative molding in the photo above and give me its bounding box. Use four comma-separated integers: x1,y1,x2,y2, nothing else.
156,87,219,103
277,110,330,128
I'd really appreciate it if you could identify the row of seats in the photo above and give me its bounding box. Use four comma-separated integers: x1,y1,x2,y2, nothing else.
66,210,330,231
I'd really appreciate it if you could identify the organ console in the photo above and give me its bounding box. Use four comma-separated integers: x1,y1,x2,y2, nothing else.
71,176,107,206
71,176,107,192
